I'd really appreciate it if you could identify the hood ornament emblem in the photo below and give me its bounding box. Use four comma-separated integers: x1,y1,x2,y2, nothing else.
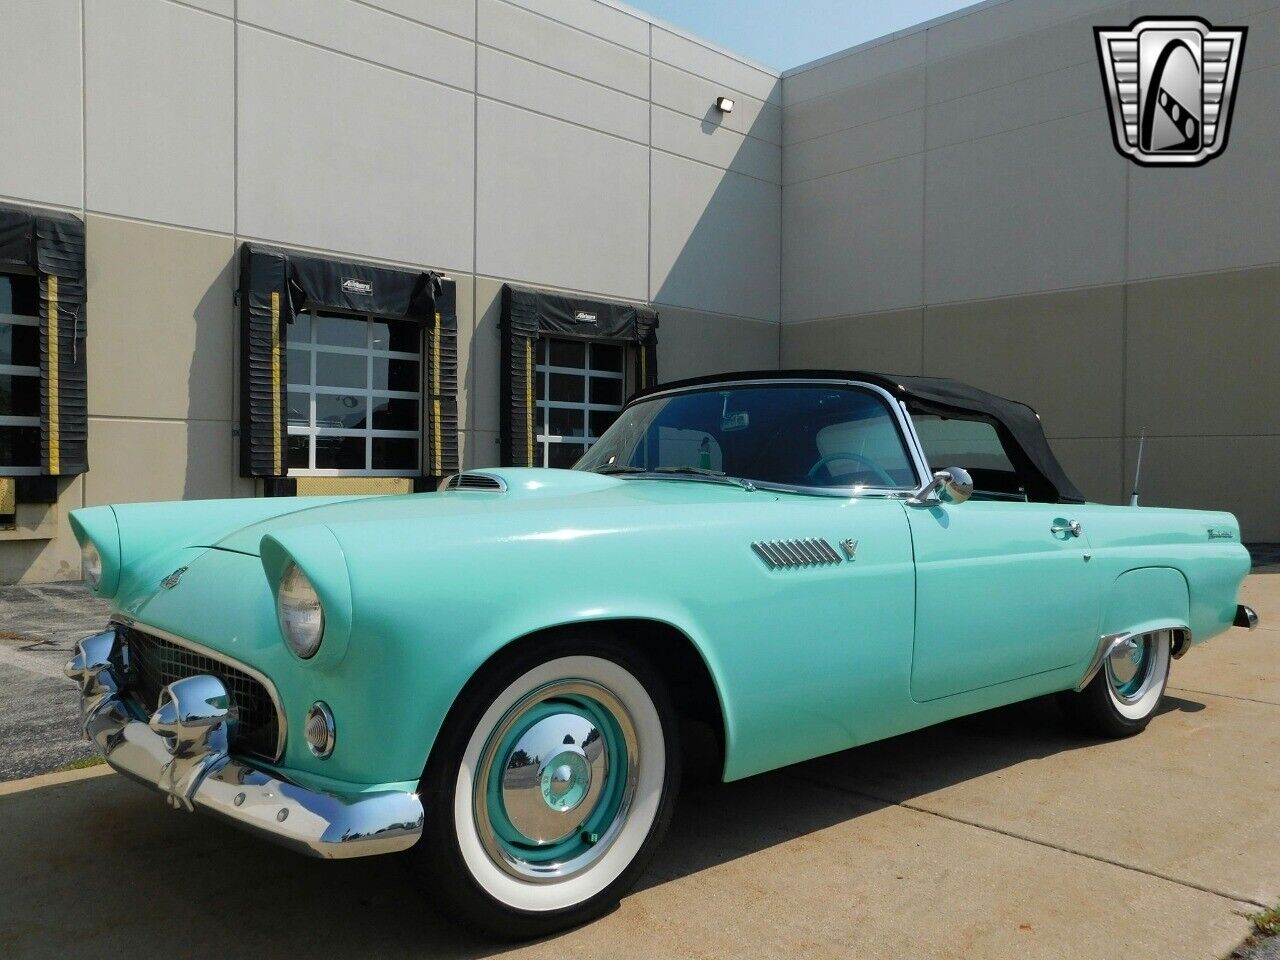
160,566,188,590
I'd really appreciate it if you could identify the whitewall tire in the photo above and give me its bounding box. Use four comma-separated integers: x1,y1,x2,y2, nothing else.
1059,629,1172,738
413,634,680,939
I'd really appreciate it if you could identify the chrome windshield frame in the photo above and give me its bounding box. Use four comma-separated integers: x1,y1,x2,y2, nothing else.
583,378,931,499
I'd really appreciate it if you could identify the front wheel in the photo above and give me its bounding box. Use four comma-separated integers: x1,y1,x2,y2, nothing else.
1058,629,1172,738
413,635,680,939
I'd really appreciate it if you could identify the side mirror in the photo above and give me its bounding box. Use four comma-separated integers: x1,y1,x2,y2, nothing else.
909,467,974,506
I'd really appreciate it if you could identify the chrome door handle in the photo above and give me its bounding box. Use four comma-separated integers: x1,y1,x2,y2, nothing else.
1051,520,1082,538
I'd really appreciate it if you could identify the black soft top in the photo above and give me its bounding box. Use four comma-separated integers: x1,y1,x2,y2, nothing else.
633,369,1085,505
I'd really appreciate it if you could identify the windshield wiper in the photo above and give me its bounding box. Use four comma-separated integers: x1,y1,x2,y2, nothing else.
596,464,755,491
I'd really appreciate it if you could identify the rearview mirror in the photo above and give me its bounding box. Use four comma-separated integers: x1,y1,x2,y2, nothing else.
909,467,974,506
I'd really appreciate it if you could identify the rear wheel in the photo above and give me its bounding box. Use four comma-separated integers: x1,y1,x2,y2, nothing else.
1059,629,1172,737
413,635,680,939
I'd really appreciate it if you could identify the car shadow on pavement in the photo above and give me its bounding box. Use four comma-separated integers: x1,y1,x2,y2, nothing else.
0,690,1207,959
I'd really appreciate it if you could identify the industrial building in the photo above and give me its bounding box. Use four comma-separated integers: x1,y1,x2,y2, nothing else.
2,0,1276,583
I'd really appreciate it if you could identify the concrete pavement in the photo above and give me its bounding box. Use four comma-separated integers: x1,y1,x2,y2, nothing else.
0,572,1275,959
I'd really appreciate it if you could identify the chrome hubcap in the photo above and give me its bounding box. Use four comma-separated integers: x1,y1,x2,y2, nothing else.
474,679,639,882
1106,635,1152,702
501,713,604,844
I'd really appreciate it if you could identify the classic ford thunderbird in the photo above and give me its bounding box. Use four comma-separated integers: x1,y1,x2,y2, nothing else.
66,370,1257,937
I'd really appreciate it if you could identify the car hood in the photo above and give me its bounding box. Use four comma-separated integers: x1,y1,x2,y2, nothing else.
209,468,765,556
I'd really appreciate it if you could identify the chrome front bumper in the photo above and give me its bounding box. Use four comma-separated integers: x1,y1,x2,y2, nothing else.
65,628,423,859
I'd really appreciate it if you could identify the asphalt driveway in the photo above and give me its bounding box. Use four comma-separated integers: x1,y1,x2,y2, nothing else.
0,571,1276,959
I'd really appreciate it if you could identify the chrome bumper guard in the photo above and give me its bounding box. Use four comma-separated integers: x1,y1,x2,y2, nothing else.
65,628,423,860
1235,604,1259,631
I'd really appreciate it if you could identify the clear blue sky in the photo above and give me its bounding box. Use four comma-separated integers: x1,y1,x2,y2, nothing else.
625,0,978,70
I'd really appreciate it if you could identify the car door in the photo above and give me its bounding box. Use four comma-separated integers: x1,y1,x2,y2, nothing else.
905,415,1102,701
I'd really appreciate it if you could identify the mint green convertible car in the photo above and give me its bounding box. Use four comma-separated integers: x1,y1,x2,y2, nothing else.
66,371,1256,937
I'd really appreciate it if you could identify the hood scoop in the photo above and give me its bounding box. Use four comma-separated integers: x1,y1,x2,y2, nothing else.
442,472,507,492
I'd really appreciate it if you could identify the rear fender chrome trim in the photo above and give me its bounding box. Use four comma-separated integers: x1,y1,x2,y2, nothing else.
1075,626,1191,690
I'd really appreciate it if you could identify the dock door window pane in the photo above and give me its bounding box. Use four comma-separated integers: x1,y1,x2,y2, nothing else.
286,310,422,475
535,339,624,468
0,272,41,475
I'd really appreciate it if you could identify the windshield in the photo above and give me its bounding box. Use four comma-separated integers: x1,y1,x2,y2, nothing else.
575,384,920,492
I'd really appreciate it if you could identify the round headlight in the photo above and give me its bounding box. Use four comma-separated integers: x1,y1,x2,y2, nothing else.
277,562,325,659
82,540,103,591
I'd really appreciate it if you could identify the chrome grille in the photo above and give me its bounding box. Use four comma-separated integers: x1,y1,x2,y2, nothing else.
751,538,843,570
445,472,505,492
114,625,281,760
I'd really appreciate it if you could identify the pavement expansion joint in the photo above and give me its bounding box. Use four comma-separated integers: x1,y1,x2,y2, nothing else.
789,771,1271,912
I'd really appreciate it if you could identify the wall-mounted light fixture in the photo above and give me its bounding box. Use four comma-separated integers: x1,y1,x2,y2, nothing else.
715,96,735,114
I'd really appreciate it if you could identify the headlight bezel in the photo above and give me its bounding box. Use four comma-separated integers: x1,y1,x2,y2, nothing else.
276,561,326,660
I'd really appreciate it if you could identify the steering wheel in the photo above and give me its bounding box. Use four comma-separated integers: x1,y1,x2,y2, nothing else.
806,451,897,486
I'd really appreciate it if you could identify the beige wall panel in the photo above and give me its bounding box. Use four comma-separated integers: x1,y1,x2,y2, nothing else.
651,106,782,183
651,28,780,104
463,430,501,469
238,0,474,91
922,286,1124,441
783,66,926,146
85,0,234,231
924,0,1127,103
477,47,648,144
237,26,474,272
0,0,82,209
1128,64,1280,280
784,109,924,185
1125,265,1280,438
650,152,781,322
372,0,475,40
1122,436,1280,541
476,100,648,301
655,308,779,383
85,217,235,422
779,310,924,375
926,60,1101,150
783,154,923,321
85,419,236,506
784,32,926,106
0,477,84,585
470,277,504,435
1050,437,1123,505
478,0,649,99
651,62,782,145
924,110,1126,304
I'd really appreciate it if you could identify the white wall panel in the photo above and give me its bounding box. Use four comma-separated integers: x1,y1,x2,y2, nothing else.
784,109,923,185
651,28,780,104
785,32,925,106
651,152,780,321
478,46,647,143
499,0,648,53
651,106,781,183
476,100,647,299
370,0,476,39
85,0,233,230
239,0,474,91
651,61,782,145
237,26,474,269
783,155,923,321
784,66,926,146
0,0,82,208
924,110,1125,304
1128,64,1280,280
477,0,648,99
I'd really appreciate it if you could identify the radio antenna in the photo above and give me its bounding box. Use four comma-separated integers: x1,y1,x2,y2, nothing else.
1129,428,1146,507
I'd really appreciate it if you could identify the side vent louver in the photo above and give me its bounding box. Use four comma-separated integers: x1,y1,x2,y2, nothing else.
444,472,506,492
751,539,843,570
